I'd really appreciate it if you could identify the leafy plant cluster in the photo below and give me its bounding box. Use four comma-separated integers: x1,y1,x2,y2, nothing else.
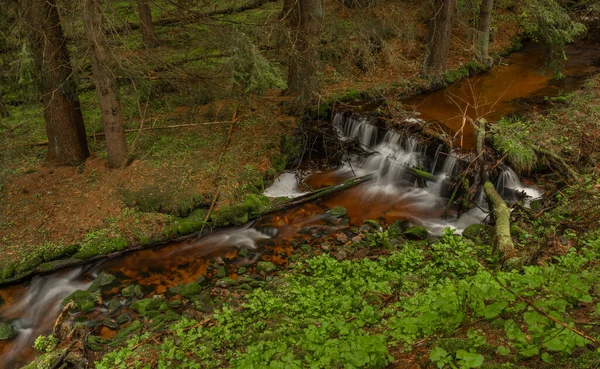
93,228,600,369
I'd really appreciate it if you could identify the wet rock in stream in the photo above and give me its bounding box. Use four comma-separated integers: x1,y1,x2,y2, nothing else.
0,322,16,340
88,271,117,293
62,290,99,312
102,317,119,330
122,284,145,299
257,261,276,273
404,226,429,240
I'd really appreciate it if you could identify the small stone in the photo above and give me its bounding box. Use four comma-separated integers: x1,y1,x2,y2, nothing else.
62,290,97,312
117,313,131,325
238,267,247,274
336,233,349,244
257,261,276,273
169,299,182,309
404,226,429,240
335,250,348,261
88,271,117,293
215,257,225,265
196,275,208,285
122,284,144,299
320,243,332,252
360,224,372,233
328,206,348,217
216,266,227,278
0,323,15,340
102,318,119,330
87,335,109,351
463,224,494,243
130,296,167,318
238,284,252,291
215,279,230,288
351,235,362,244
389,220,411,237
107,298,122,313
363,219,382,230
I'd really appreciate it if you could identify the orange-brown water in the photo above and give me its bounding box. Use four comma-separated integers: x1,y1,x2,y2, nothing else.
404,43,599,149
0,42,598,368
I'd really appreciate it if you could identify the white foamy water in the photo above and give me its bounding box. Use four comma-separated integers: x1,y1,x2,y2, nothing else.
0,268,91,367
264,172,307,198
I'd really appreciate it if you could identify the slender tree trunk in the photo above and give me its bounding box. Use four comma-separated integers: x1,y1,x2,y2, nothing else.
474,0,494,66
422,0,457,86
0,94,8,118
22,0,89,166
83,0,129,168
137,0,158,48
285,0,324,108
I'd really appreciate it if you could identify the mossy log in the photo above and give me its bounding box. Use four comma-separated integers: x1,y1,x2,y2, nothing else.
484,181,517,263
254,173,375,218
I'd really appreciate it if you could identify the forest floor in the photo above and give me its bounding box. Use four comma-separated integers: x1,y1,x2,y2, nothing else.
3,1,600,368
0,0,521,283
28,73,600,369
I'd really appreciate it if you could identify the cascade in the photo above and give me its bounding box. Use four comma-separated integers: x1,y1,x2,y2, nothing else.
496,164,543,202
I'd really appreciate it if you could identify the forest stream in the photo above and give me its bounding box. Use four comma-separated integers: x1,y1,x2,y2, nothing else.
0,42,598,368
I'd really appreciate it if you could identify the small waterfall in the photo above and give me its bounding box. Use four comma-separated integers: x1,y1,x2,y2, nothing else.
333,114,378,148
427,151,458,196
333,113,426,186
496,165,543,202
431,144,443,174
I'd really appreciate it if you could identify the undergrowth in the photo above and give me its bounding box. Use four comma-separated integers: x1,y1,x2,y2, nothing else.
95,229,600,369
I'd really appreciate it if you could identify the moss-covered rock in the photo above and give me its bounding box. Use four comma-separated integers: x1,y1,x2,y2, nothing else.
328,206,348,217
0,322,16,340
389,220,410,237
61,290,98,312
463,224,495,244
102,317,119,330
168,282,203,299
216,266,227,278
88,271,117,293
117,313,131,325
404,226,429,240
122,284,145,299
109,320,143,347
257,261,276,273
130,296,168,318
363,219,382,230
87,335,110,351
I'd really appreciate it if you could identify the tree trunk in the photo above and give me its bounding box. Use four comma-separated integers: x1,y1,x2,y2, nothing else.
474,0,494,66
83,0,129,168
422,0,457,86
22,0,89,166
285,0,324,108
0,94,8,118
137,0,158,48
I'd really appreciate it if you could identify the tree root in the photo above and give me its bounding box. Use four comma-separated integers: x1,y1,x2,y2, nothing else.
533,146,579,182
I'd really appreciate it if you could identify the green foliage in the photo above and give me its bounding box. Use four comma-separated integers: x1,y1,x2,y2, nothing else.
229,30,285,94
72,228,128,260
490,117,538,173
33,335,59,353
519,0,586,77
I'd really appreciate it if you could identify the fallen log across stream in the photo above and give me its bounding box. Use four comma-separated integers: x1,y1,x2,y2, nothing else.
252,173,376,219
